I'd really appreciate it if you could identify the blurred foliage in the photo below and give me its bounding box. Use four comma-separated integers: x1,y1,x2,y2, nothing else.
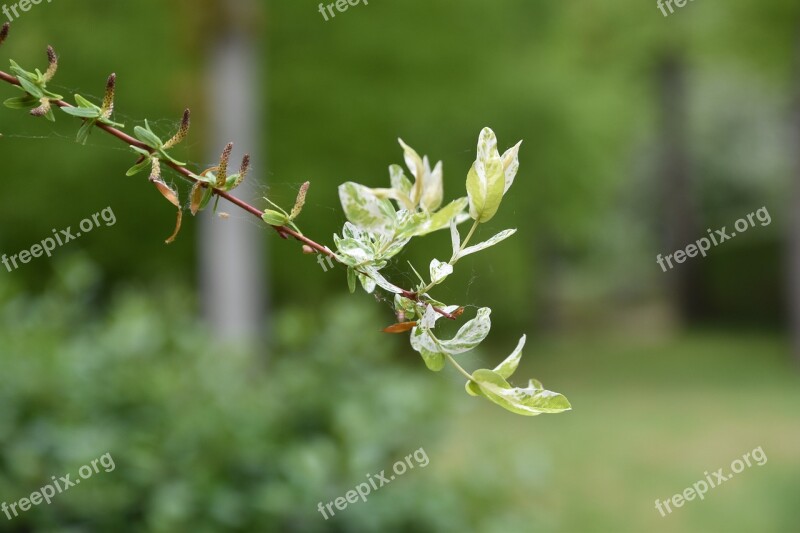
0,257,560,532
0,0,795,332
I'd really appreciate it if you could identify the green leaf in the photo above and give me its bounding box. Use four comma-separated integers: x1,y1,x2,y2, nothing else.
61,106,100,118
466,128,506,223
42,106,56,122
460,229,517,258
347,267,357,294
419,348,445,372
466,335,528,397
429,259,453,285
470,369,572,416
76,120,95,145
74,94,97,109
262,209,289,227
414,197,468,236
198,186,214,212
394,294,417,320
17,76,43,98
338,182,396,236
156,148,186,167
129,145,152,158
493,335,526,379
134,122,163,149
3,95,38,109
125,158,151,177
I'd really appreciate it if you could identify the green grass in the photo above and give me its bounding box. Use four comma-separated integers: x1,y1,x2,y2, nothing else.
436,333,800,533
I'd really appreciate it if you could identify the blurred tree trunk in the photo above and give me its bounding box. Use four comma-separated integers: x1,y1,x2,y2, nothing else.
656,52,702,324
790,23,800,364
177,0,267,345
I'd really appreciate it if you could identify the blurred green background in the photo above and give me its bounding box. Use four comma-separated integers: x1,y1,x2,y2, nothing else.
1,0,799,531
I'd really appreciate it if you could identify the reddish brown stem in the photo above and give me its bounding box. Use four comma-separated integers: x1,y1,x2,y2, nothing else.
0,68,456,321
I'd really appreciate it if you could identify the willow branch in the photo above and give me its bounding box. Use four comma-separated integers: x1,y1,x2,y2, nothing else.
0,65,455,320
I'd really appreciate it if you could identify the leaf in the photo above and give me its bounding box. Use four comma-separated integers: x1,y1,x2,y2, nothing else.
190,182,208,215
420,159,443,212
398,138,425,203
493,335,526,379
466,334,527,397
389,164,413,208
347,267,357,294
450,218,461,259
429,259,453,285
165,209,183,245
460,229,517,258
419,304,438,330
358,272,376,294
382,321,417,334
501,140,523,193
410,325,440,355
361,265,403,294
129,145,152,158
3,95,38,109
134,122,163,149
17,76,43,98
76,119,95,145
338,182,396,236
436,307,491,355
153,179,180,208
419,348,445,372
126,158,151,177
470,369,572,416
74,94,97,109
61,106,100,118
414,197,468,236
334,237,374,267
466,128,506,223
262,209,289,227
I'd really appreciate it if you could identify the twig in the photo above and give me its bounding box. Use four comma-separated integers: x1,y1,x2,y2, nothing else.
0,65,456,320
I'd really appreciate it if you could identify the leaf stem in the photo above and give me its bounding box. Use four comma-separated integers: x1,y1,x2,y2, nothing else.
445,352,474,381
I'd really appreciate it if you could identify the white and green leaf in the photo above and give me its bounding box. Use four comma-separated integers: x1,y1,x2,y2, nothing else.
501,140,522,194
429,259,453,285
460,229,517,258
338,182,396,236
469,369,571,416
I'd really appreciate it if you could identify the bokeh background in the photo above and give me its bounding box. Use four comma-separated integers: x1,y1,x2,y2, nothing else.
1,0,799,531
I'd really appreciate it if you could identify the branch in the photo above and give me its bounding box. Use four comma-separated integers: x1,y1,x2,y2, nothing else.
0,42,455,320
